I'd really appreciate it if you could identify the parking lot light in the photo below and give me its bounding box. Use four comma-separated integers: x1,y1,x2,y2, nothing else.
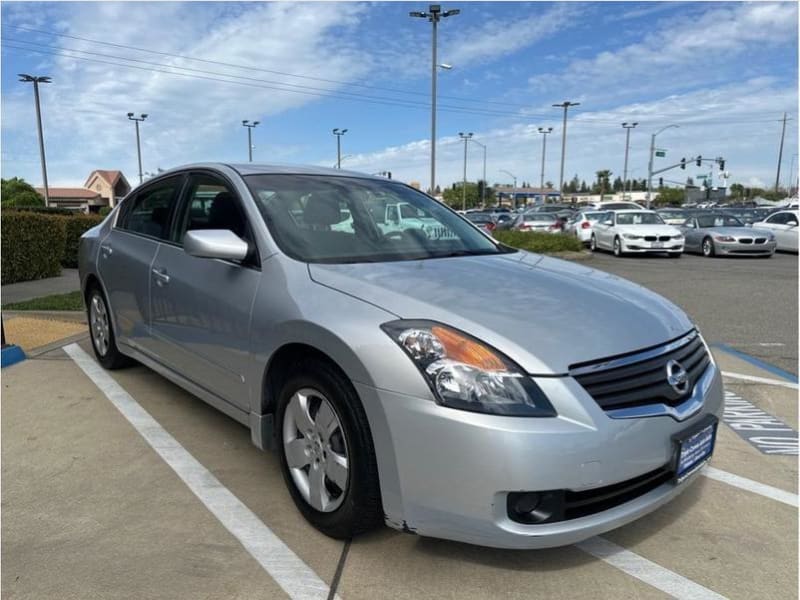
458,132,473,210
19,74,52,206
127,112,149,184
242,120,260,163
537,127,553,198
333,128,348,169
621,123,638,199
552,101,580,201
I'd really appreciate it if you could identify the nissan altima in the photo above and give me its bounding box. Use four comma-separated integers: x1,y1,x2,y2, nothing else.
79,163,723,549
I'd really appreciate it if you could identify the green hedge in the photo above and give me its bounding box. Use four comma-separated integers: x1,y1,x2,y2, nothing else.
62,214,104,268
1,212,67,284
493,230,584,253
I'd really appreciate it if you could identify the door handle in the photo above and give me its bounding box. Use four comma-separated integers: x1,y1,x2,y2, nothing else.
100,244,113,257
152,268,170,286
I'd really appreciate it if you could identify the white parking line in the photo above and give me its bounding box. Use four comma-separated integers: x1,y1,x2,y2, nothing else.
576,537,727,600
703,466,799,507
721,371,799,390
64,344,335,600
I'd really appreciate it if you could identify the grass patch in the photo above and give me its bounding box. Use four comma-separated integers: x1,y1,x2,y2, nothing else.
4,290,84,311
493,230,584,253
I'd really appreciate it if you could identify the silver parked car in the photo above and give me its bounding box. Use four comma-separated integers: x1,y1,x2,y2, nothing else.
79,163,723,549
680,213,776,257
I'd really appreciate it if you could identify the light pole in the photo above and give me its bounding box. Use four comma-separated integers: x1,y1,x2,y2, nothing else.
537,126,553,200
775,112,788,193
621,122,638,198
19,74,52,206
500,169,517,209
127,112,148,185
333,128,348,169
552,101,580,201
458,132,473,210
646,124,679,208
410,4,460,197
470,138,487,207
242,120,260,163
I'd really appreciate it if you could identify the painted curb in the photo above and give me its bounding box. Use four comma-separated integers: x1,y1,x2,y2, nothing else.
1,344,26,368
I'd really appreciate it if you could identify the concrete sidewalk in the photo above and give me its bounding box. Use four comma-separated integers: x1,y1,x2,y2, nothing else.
1,269,80,304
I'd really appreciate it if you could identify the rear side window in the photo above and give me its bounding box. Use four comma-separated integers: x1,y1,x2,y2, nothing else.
119,176,183,239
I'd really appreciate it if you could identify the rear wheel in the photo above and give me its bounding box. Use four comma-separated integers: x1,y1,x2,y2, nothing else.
276,358,382,539
702,237,715,257
86,285,132,369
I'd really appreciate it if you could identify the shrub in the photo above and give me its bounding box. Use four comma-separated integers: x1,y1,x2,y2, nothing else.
1,177,44,208
99,206,112,217
493,230,584,254
7,205,78,216
62,214,104,268
1,211,66,284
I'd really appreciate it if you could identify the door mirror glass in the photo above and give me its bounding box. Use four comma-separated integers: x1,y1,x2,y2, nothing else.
184,229,249,261
604,219,613,226
788,221,798,227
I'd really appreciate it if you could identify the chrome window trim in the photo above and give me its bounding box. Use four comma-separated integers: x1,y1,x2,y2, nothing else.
568,330,698,377
604,362,715,422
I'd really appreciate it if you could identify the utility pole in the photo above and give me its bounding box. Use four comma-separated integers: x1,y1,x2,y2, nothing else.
552,101,580,201
646,124,679,209
242,120,260,162
775,112,787,193
459,132,472,211
410,5,460,196
19,74,52,206
470,138,487,207
332,128,348,169
127,112,148,185
537,127,553,199
621,122,638,198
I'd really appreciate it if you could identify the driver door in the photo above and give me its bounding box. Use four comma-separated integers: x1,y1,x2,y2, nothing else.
148,171,261,410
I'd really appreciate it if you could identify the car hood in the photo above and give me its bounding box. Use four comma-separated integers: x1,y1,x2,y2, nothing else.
615,224,681,235
308,252,693,374
700,226,773,237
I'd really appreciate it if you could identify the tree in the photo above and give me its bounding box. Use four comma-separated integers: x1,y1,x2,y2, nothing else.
729,183,744,198
612,176,623,192
434,185,441,195
579,180,588,193
595,170,612,200
686,177,695,187
1,177,44,208
544,180,554,189
441,182,494,209
654,187,684,206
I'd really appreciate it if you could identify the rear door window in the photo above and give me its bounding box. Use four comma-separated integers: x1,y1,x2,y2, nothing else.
118,176,183,240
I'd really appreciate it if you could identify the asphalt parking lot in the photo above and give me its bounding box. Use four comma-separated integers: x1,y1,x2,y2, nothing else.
2,255,797,600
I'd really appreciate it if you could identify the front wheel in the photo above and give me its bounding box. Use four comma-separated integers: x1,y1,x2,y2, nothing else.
276,358,382,539
86,286,131,369
702,237,715,257
613,237,624,257
590,234,598,252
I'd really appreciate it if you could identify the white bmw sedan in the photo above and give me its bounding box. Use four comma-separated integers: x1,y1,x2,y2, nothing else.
591,210,684,257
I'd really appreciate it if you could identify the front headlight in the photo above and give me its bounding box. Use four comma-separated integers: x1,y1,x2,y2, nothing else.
621,233,641,240
381,320,556,417
673,234,684,240
713,235,735,242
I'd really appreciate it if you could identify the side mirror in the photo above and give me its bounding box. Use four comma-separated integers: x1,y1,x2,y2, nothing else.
789,221,798,227
184,229,249,261
604,220,613,226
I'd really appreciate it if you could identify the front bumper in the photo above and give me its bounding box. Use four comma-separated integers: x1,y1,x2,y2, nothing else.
715,240,776,256
356,364,724,549
621,239,684,253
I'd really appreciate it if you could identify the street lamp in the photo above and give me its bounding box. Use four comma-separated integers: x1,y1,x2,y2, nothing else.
19,74,52,206
333,128,348,169
127,112,148,185
621,122,638,198
332,155,353,169
242,120,260,163
647,124,679,208
410,4,460,197
552,101,580,200
499,169,517,209
469,138,487,208
458,132,473,210
537,127,553,201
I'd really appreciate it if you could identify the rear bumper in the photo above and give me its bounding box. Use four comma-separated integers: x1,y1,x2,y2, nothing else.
356,364,724,549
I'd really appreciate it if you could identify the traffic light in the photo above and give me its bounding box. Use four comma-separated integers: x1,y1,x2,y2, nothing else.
717,159,725,171
680,158,686,170
387,171,392,179
696,156,702,167
658,177,663,188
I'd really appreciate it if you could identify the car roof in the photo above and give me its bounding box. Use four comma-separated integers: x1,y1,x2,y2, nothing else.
153,162,389,182
611,209,656,213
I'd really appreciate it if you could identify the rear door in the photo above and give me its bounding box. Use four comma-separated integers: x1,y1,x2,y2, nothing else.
148,171,261,410
98,175,185,353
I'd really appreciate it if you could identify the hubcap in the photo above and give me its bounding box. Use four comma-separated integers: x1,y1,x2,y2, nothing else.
89,294,110,356
282,388,349,513
614,239,620,255
704,240,711,255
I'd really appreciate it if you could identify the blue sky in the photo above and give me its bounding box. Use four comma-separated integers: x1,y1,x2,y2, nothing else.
2,1,798,191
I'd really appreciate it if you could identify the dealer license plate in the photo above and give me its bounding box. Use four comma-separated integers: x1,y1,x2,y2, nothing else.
652,241,664,248
673,417,717,483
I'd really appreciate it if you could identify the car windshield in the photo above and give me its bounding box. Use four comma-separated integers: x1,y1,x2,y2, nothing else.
522,213,557,222
615,212,664,225
466,213,493,224
697,214,743,228
584,212,604,222
245,174,511,263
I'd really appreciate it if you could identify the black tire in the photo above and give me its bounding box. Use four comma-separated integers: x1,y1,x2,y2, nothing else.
613,236,624,257
702,237,715,258
275,357,382,539
86,285,132,369
590,234,597,252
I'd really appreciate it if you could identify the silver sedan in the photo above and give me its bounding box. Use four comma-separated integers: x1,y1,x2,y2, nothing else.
79,163,723,549
680,213,776,257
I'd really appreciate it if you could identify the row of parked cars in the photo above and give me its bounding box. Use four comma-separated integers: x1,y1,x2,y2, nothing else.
464,202,799,257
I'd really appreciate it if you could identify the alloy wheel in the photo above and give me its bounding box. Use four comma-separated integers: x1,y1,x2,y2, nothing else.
89,293,110,356
282,388,349,513
613,238,621,256
590,235,597,251
703,239,713,257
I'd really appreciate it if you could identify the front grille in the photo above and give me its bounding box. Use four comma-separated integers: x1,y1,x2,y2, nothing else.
739,238,753,244
755,237,767,244
571,331,710,411
564,466,672,520
644,235,656,241
658,235,671,242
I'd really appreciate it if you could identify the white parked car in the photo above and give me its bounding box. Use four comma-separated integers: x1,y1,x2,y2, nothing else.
590,210,684,257
565,211,606,245
753,210,798,252
587,201,644,211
